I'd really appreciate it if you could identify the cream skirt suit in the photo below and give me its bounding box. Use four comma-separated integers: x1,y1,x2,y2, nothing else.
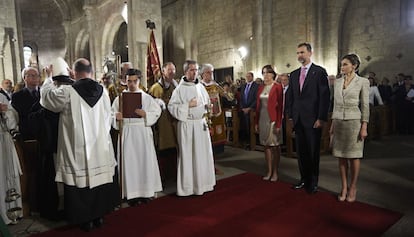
331,75,370,158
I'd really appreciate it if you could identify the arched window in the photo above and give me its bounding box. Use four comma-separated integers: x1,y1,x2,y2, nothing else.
112,22,128,62
408,0,414,27
23,46,32,68
402,0,414,28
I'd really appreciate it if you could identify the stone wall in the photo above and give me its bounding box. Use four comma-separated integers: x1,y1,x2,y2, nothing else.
342,0,414,82
0,0,22,83
5,0,414,84
20,0,66,71
162,0,414,81
162,0,254,79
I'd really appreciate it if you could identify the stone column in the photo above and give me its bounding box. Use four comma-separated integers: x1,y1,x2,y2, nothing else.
0,33,5,81
251,0,273,72
84,5,104,78
183,0,197,60
308,0,324,65
252,0,263,72
84,6,97,76
0,0,22,82
62,21,73,63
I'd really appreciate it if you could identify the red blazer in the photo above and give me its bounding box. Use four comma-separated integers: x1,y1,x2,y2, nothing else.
255,82,284,128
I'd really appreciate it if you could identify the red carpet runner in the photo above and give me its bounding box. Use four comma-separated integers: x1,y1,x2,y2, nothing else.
31,173,402,237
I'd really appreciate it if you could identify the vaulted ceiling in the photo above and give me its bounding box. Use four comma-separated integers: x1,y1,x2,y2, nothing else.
17,0,85,21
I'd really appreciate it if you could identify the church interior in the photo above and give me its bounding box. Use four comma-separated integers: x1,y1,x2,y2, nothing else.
1,0,414,236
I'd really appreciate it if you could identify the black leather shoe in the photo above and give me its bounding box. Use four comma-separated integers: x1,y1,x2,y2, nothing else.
93,217,104,228
139,198,152,204
292,182,305,189
306,186,318,194
128,199,140,206
80,221,94,232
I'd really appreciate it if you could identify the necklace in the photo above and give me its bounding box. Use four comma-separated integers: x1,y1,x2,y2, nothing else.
343,74,355,89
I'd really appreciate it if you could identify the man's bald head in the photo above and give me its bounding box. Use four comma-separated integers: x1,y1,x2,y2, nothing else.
73,58,93,80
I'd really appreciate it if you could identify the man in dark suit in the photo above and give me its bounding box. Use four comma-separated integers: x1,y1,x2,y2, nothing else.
11,67,42,140
10,67,44,216
239,71,259,149
286,42,330,194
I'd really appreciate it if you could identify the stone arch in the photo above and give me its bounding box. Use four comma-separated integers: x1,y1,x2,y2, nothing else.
101,14,126,59
162,20,174,62
74,29,90,59
22,41,39,70
52,0,71,21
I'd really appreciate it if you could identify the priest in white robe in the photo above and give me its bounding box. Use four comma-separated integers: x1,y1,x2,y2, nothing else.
0,94,23,225
40,58,118,232
112,69,162,205
168,60,216,196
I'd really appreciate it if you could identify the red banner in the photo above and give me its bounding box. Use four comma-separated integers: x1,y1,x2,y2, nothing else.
146,30,161,88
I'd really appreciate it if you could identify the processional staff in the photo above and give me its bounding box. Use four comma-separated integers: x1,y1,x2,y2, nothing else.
114,54,125,204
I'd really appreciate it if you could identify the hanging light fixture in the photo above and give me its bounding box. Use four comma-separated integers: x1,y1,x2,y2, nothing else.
238,46,248,60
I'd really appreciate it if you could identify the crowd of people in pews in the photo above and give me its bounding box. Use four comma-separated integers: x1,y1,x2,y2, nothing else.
1,43,413,232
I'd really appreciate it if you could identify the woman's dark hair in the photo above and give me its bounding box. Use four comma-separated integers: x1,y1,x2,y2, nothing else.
341,54,361,72
262,64,277,80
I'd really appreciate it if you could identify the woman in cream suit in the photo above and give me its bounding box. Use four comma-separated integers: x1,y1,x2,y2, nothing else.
330,54,369,202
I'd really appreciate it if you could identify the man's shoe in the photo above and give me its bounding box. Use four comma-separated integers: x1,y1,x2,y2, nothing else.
128,199,140,206
139,198,152,204
307,186,318,194
93,217,104,228
80,221,94,232
292,182,305,189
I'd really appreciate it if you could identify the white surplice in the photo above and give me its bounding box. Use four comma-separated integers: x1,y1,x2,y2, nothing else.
112,89,163,199
40,78,116,189
0,94,23,224
168,78,216,196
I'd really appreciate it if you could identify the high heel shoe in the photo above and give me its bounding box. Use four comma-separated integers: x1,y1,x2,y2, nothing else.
262,175,271,181
270,175,278,182
337,190,347,202
346,188,357,202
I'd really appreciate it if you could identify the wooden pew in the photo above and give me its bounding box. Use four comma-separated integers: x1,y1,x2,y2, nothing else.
368,106,377,140
224,107,239,147
284,117,296,158
249,111,257,151
320,114,332,154
378,105,391,136
284,114,331,158
14,139,38,217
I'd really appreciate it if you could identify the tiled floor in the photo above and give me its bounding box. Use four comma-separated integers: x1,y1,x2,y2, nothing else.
6,135,414,236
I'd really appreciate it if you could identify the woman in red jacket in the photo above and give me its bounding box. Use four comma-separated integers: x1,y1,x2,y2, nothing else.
255,65,284,181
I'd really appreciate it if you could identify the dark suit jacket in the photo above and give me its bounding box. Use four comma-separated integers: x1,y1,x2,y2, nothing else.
11,87,43,140
286,63,330,128
240,82,259,109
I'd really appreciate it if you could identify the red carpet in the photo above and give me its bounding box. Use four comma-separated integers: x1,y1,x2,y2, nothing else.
31,173,402,237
